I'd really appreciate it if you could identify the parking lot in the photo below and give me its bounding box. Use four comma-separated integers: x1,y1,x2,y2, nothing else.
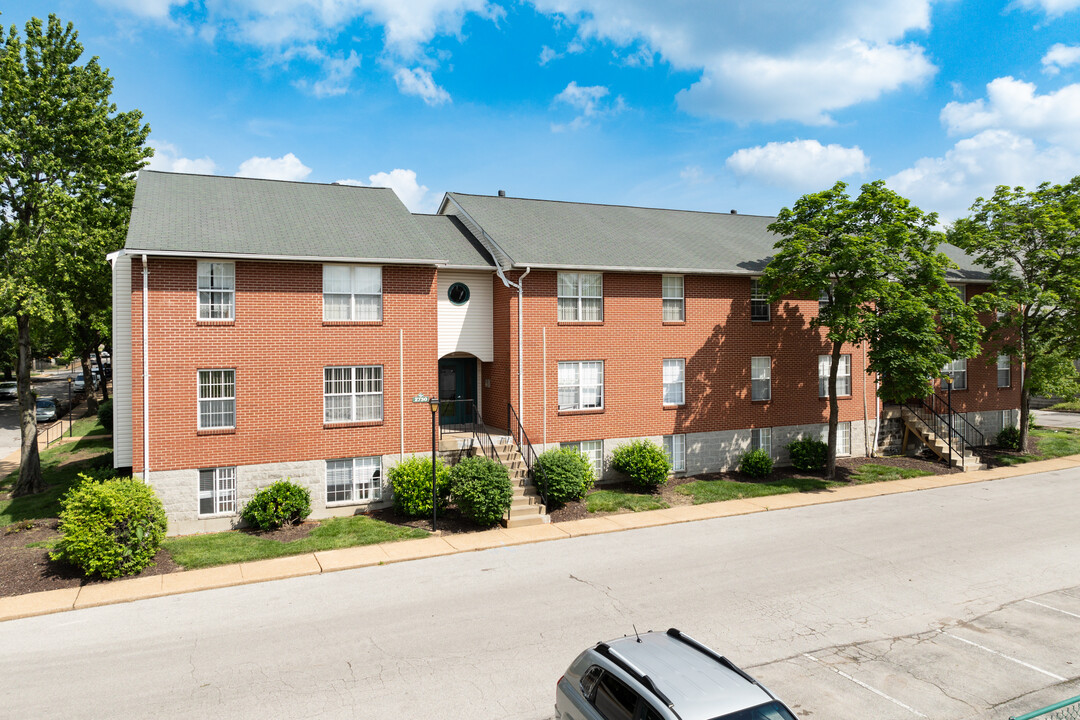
751,586,1080,718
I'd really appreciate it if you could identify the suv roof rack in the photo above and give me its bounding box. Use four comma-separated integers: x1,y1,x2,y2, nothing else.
665,628,779,701
595,642,681,718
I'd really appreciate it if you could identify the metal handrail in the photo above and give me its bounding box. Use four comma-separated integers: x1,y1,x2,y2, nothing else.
438,399,500,465
507,403,543,503
904,396,970,467
924,392,986,448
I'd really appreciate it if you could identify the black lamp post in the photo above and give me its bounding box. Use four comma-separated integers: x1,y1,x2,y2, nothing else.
66,377,73,438
428,395,439,532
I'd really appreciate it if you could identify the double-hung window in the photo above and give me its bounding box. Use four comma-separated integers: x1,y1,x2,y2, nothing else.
662,275,684,321
751,427,772,457
198,369,235,429
198,467,236,515
663,434,686,472
663,359,685,405
949,283,966,303
751,357,771,401
831,421,852,455
562,440,603,477
998,355,1011,388
751,279,770,321
819,355,852,397
943,358,967,390
324,366,383,423
558,272,603,321
326,456,382,504
197,261,234,320
323,265,382,321
558,361,604,410
818,286,832,312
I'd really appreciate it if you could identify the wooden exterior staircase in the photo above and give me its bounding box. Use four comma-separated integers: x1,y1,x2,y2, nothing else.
899,398,986,472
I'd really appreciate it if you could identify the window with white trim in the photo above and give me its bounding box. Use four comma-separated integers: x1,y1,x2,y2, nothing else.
562,440,603,476
751,279,770,321
663,434,685,472
198,369,235,429
198,467,236,515
949,283,966,303
751,356,771,401
323,265,382,321
1001,409,1014,432
819,354,852,397
662,275,684,322
324,366,383,422
663,359,685,405
558,361,604,410
197,261,235,320
822,422,852,456
326,456,382,504
997,355,1011,388
557,272,603,322
818,286,831,311
943,358,968,390
751,427,772,458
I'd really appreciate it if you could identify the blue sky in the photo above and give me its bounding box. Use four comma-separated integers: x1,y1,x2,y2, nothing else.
9,0,1080,221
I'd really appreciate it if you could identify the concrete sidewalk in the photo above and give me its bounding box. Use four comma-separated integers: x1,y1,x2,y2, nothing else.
3,453,1080,623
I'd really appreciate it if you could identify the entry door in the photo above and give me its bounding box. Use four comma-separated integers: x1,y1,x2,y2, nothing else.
438,358,475,426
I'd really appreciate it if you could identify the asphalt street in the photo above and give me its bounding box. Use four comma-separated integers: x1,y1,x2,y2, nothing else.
1,467,1079,719
0,369,81,460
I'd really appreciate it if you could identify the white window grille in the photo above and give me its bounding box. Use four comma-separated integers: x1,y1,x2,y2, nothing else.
823,422,852,456
562,440,603,476
558,361,604,410
751,356,771,401
323,265,382,321
751,427,772,457
663,359,685,405
1001,409,1014,432
197,261,235,320
324,366,383,422
997,355,1011,388
751,279,770,321
198,467,236,515
198,369,235,429
818,286,831,311
557,272,603,322
662,275,684,322
949,283,966,303
326,456,382,504
819,354,852,397
943,358,968,390
663,434,685,472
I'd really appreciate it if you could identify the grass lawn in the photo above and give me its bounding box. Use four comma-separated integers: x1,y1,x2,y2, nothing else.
163,516,429,569
586,489,669,513
994,427,1080,466
1045,400,1080,413
848,464,935,484
676,464,934,505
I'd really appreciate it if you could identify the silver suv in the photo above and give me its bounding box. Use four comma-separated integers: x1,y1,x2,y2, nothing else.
555,628,798,720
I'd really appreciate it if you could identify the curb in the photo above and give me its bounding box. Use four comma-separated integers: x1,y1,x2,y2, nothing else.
3,454,1080,622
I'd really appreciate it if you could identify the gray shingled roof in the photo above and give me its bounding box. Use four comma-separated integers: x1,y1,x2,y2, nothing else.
412,214,494,268
125,171,450,263
445,192,990,281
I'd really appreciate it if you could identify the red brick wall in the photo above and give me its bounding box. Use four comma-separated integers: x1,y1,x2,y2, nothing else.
481,274,513,431
130,258,438,472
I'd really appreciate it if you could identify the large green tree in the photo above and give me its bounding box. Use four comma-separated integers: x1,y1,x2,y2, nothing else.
949,178,1080,450
763,181,982,479
0,15,150,496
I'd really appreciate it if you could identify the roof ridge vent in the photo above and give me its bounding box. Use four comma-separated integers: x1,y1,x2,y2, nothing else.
498,189,506,197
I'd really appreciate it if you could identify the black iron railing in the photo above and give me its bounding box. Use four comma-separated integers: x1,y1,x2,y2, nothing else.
507,402,543,502
438,399,500,464
903,392,985,468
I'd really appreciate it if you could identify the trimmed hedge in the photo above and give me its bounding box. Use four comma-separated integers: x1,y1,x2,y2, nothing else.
389,456,451,518
535,447,595,506
240,479,311,530
997,425,1022,451
739,449,774,478
787,438,828,471
51,475,167,579
610,440,671,490
97,399,113,433
449,456,513,526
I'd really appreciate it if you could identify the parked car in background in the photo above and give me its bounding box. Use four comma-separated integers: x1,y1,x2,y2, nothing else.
556,628,798,720
73,374,86,392
0,381,16,399
36,398,59,423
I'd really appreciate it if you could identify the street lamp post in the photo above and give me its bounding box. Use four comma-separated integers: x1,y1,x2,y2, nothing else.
428,396,439,532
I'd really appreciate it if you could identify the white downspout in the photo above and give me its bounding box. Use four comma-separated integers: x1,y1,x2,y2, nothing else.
516,267,531,421
142,254,150,482
399,328,405,459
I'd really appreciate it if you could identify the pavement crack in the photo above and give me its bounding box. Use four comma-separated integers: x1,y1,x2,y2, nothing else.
569,573,631,616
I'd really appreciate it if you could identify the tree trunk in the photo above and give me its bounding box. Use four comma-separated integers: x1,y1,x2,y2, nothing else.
81,352,98,415
12,314,44,497
825,341,843,480
93,346,109,402
1018,363,1031,452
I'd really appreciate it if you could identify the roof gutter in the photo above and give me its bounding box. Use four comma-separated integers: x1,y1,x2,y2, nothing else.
112,248,449,266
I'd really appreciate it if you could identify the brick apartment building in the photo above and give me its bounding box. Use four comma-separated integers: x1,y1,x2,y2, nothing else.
111,171,1021,534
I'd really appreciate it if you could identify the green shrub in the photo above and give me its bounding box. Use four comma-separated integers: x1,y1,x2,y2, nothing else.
389,456,450,518
739,449,774,478
535,447,595,506
97,399,113,433
610,440,671,490
50,474,167,579
449,456,513,526
997,425,1022,451
787,438,828,471
240,479,311,531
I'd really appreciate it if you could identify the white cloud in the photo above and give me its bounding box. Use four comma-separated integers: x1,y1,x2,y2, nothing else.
285,46,362,97
96,0,190,20
1042,43,1080,75
1013,0,1080,17
393,67,452,105
679,165,714,185
726,140,868,189
235,152,312,181
335,169,438,213
941,77,1080,150
551,81,625,131
539,45,559,65
145,140,218,174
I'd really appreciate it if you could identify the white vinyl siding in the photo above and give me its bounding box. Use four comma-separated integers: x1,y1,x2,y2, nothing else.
998,355,1011,388
751,279,770,321
199,467,236,515
437,270,494,362
663,434,686,472
751,357,771,401
943,358,968,390
325,456,382,505
662,275,684,322
562,440,603,476
663,359,685,405
197,261,234,320
324,366,383,423
323,265,382,321
111,254,132,467
198,370,235,429
558,272,603,322
751,428,772,457
558,361,604,410
819,355,852,397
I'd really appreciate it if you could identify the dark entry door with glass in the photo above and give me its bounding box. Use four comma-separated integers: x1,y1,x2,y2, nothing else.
437,357,476,427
